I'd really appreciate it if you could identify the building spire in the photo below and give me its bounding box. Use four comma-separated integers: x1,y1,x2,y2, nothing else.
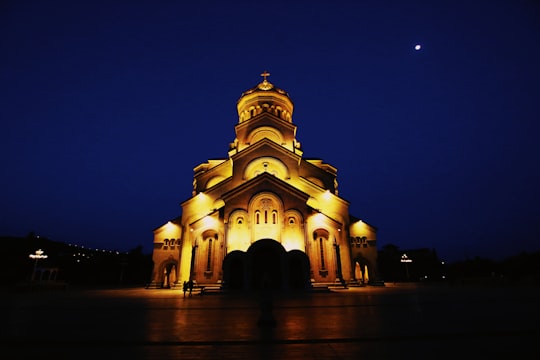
260,70,270,81
258,70,273,90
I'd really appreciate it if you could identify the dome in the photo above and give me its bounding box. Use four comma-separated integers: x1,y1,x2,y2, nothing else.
239,79,292,99
236,72,294,123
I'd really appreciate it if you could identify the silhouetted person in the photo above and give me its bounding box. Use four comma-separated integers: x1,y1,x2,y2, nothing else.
182,281,188,298
188,279,194,297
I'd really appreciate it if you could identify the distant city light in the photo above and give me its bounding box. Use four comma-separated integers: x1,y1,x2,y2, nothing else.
400,254,412,263
29,249,48,260
29,249,48,281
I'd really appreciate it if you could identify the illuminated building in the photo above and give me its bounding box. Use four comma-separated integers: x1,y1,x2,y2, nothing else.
150,73,378,291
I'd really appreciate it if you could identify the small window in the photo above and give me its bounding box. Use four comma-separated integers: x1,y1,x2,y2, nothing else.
207,239,212,271
319,237,326,270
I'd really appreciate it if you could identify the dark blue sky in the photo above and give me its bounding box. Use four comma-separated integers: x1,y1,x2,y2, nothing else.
2,1,539,262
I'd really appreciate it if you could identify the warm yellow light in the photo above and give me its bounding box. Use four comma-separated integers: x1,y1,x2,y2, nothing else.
401,254,412,263
29,249,47,260
311,213,326,226
159,220,181,238
200,215,218,229
187,192,217,223
164,221,175,230
321,190,332,200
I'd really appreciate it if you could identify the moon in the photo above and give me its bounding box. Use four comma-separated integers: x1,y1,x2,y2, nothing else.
414,44,422,50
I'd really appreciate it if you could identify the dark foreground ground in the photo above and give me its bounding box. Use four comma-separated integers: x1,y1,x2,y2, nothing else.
2,283,539,359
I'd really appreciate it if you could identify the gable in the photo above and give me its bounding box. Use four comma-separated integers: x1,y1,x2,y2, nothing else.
221,172,311,216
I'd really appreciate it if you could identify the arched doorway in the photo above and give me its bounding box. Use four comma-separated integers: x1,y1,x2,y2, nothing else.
248,239,283,291
222,239,311,292
353,255,371,284
161,260,177,288
288,250,310,290
222,250,245,290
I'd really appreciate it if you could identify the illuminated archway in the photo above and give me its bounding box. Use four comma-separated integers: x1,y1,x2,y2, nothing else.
353,255,371,284
159,256,178,288
248,192,284,242
247,126,283,146
244,157,289,181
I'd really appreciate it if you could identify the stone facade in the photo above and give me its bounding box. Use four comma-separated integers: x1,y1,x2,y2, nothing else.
150,75,378,291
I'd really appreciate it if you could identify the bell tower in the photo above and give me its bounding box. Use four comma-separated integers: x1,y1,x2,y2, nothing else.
229,71,302,156
236,71,294,123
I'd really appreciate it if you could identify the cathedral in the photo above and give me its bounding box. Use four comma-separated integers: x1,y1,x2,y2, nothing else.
150,73,378,291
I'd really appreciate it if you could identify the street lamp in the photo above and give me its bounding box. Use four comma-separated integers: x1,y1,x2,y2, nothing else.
400,253,412,281
29,249,48,281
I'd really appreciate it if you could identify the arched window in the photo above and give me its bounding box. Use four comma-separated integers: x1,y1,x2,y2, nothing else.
313,229,329,271
202,232,218,273
319,237,326,270
250,194,282,241
206,238,212,271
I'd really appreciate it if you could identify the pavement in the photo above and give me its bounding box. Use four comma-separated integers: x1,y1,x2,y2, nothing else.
2,283,539,359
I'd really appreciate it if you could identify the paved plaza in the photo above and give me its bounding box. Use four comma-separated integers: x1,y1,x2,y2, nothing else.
2,283,539,359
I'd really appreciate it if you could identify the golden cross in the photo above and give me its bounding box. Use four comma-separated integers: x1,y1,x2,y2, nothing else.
260,70,270,81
